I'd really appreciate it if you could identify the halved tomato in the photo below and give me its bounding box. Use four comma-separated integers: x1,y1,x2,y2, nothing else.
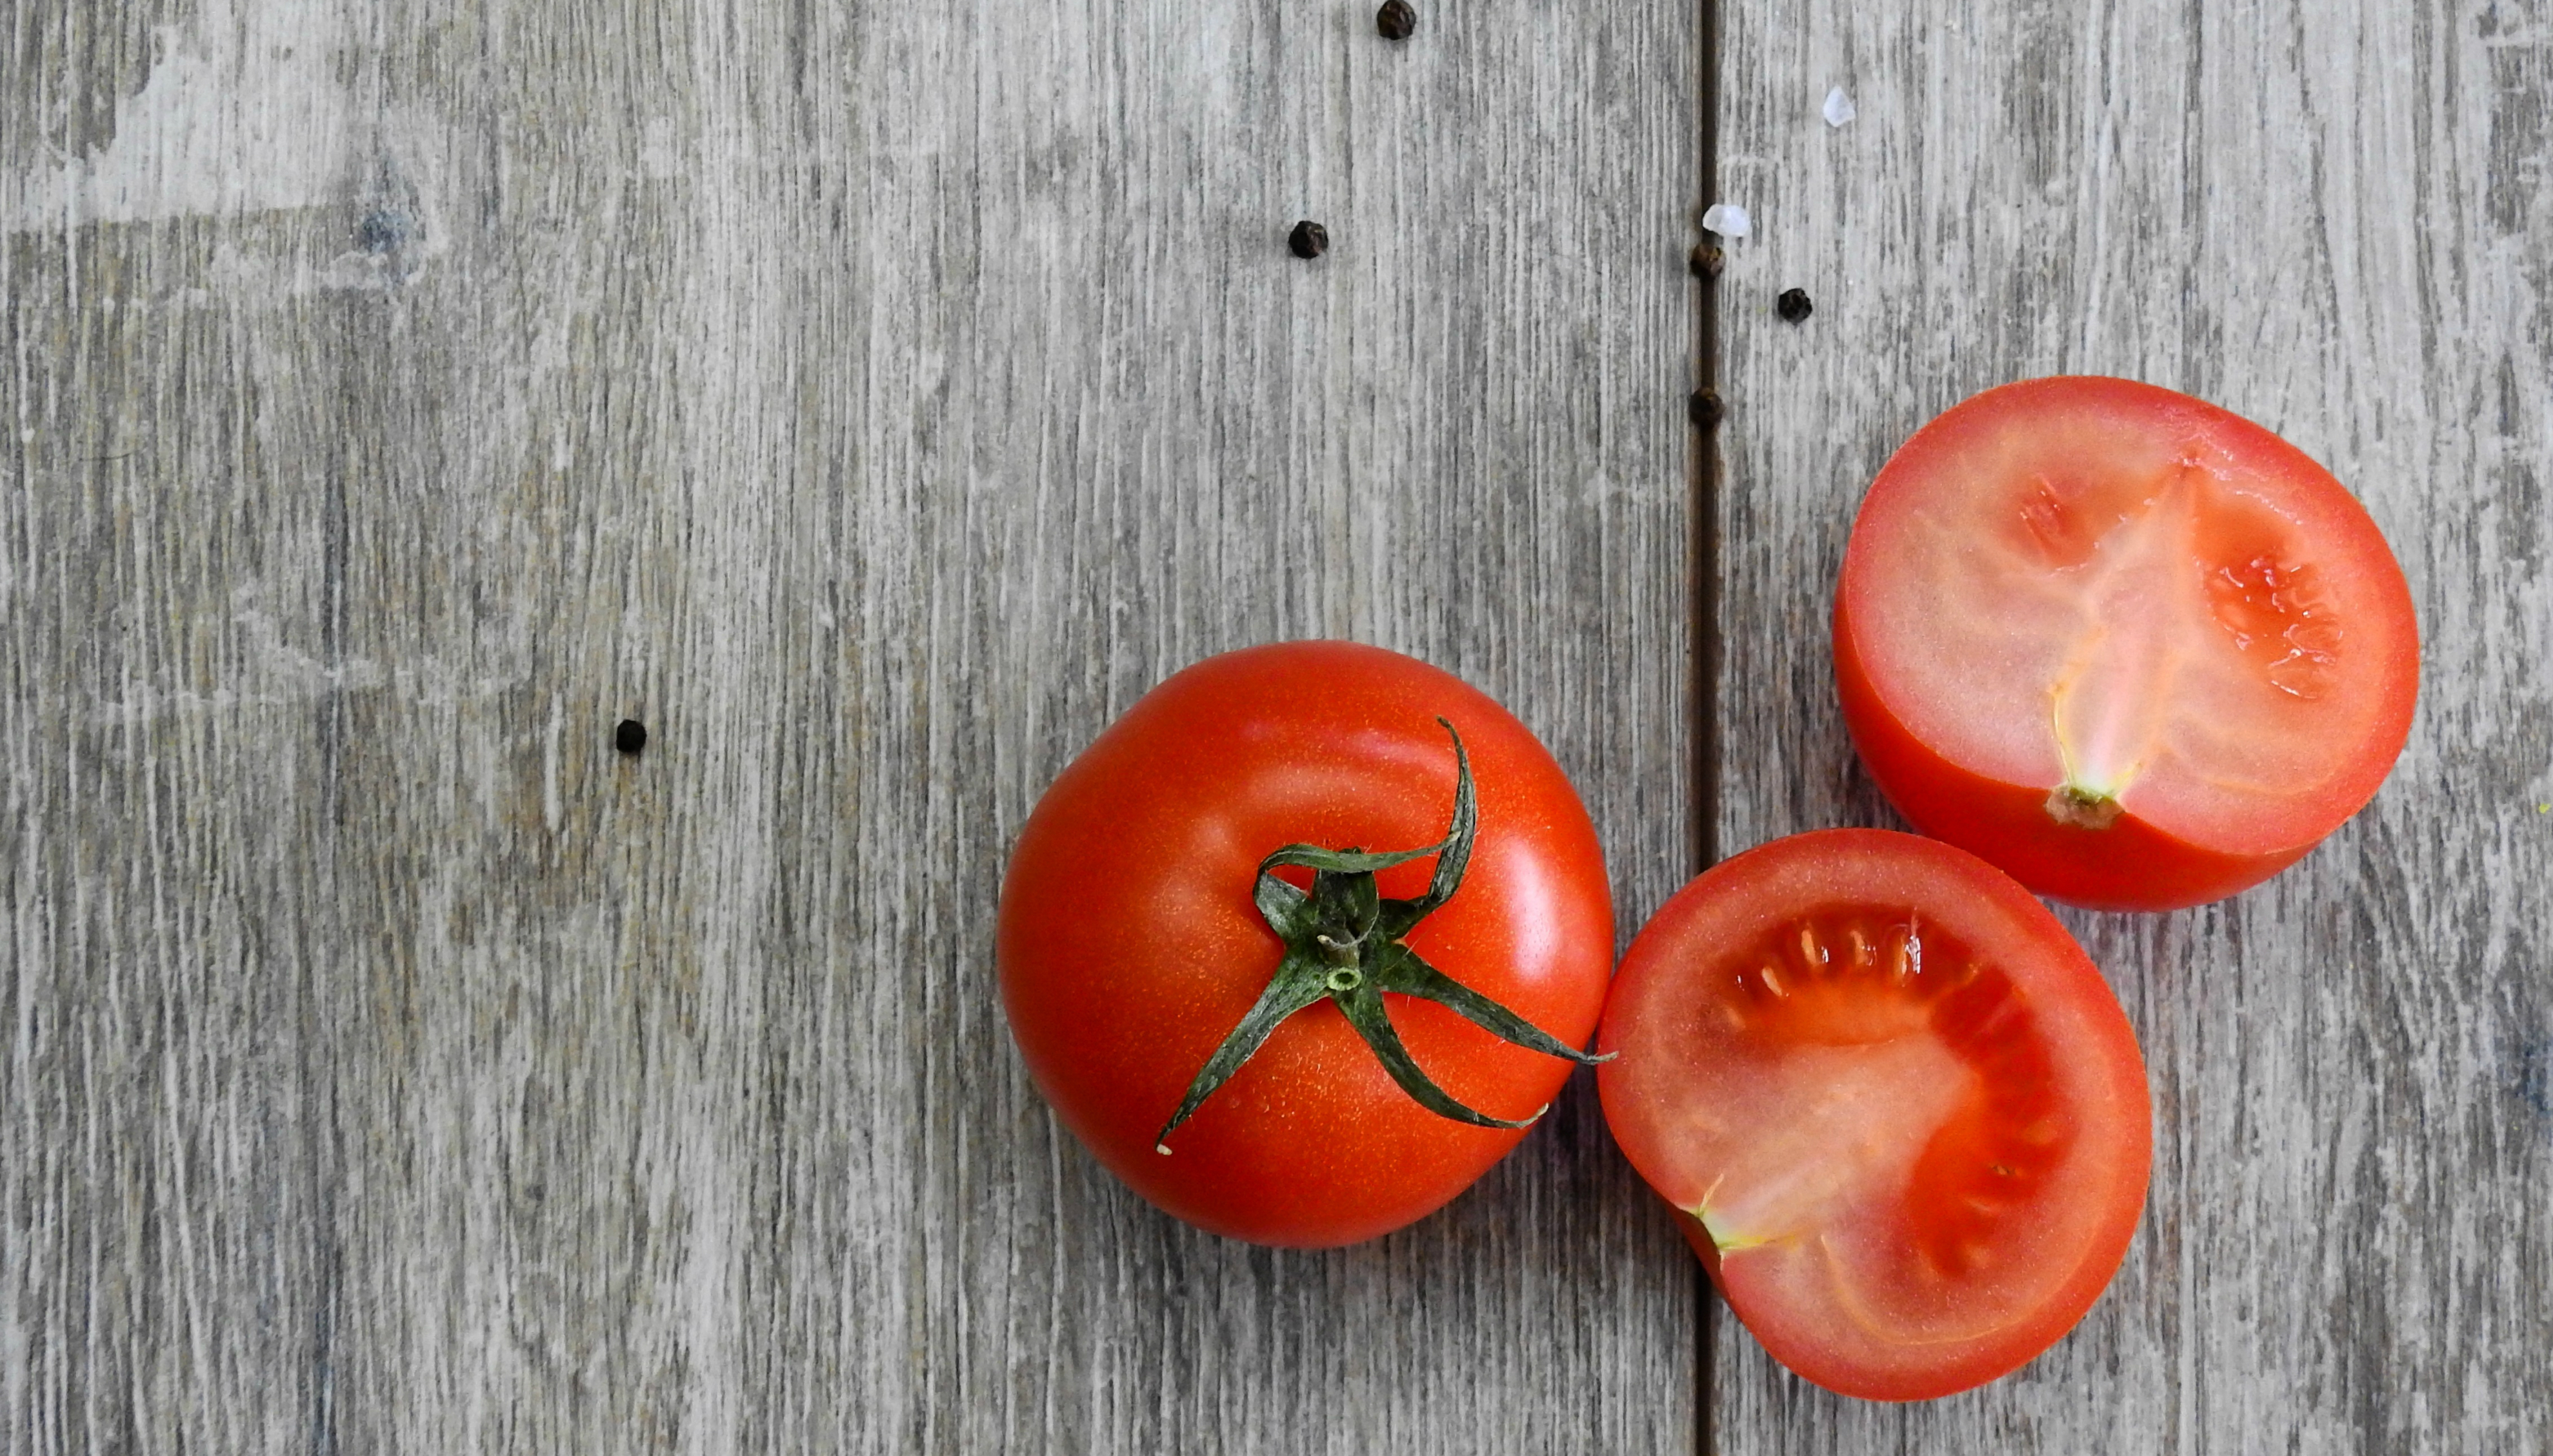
1835,377,2419,910
1599,829,2151,1401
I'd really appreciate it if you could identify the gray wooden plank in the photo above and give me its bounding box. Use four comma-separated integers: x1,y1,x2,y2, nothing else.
1710,0,2550,1448
3,0,1701,1450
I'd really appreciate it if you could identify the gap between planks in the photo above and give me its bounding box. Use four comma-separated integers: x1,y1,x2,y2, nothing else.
1689,0,1727,1449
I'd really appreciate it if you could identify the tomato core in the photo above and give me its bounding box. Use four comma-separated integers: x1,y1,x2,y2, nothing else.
2017,462,2346,810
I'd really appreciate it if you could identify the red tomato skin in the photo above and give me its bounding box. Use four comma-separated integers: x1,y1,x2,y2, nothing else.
1833,376,2419,912
999,641,1614,1248
1833,611,2303,910
1599,830,2153,1402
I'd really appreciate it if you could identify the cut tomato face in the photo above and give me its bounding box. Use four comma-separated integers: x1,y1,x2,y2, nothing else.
1599,830,2151,1402
1835,377,2419,910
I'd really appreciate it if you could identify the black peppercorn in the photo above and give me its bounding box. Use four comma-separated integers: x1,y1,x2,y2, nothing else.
1688,244,1724,281
1688,389,1724,429
1776,287,1814,322
1376,0,1416,39
1288,220,1329,259
614,719,648,755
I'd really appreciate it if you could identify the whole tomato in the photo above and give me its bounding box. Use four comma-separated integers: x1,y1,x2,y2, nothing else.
999,641,1615,1246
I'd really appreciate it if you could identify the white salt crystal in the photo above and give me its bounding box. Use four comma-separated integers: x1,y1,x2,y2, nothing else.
1701,202,1751,240
1823,86,1857,128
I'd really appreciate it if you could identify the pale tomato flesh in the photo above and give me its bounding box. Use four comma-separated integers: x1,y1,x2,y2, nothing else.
1837,377,2418,908
1600,830,2151,1401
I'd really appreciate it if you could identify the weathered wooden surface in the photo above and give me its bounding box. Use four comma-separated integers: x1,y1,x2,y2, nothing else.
1714,0,2552,1450
2,0,1698,1451
17,0,2549,1450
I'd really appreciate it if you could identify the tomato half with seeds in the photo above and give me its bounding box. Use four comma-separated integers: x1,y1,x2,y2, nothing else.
1000,641,1615,1247
1836,377,2419,910
1599,829,2150,1402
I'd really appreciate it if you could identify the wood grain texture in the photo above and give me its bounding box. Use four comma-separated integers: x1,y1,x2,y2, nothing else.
1712,0,2551,1450
3,0,1699,1451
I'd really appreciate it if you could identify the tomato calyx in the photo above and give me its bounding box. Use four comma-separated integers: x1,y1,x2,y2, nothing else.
1152,719,1612,1154
2043,784,2125,830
